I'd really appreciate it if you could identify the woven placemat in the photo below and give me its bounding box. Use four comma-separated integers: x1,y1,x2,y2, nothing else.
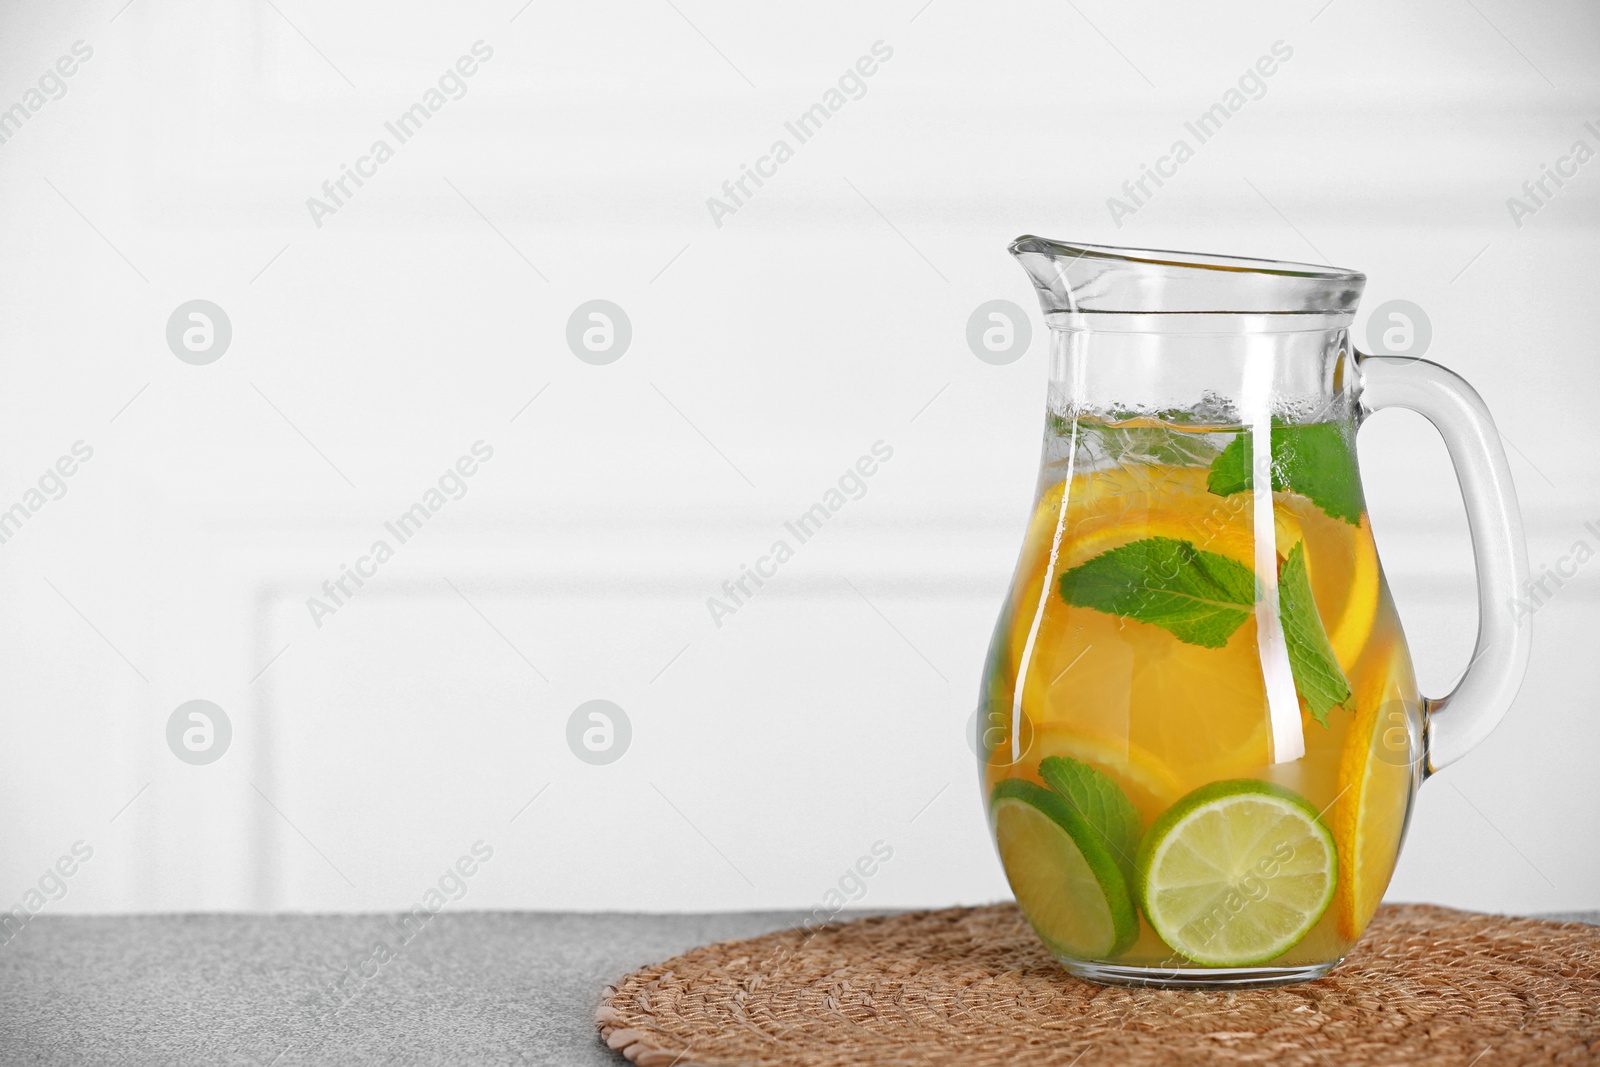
596,903,1600,1067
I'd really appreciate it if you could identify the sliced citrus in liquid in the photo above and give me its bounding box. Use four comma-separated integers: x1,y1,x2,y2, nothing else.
1333,634,1420,939
1029,611,1272,793
1275,493,1380,670
1015,728,1183,824
991,779,1139,958
1002,465,1298,792
1137,780,1337,967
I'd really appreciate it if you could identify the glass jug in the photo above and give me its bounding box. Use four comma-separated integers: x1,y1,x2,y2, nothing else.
977,237,1530,988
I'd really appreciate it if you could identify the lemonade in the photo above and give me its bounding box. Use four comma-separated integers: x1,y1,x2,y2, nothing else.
979,415,1424,980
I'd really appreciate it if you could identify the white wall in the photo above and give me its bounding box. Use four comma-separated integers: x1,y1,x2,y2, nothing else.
0,0,1595,916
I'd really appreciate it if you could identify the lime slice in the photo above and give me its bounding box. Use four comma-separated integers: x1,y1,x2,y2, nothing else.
991,779,1138,958
1136,780,1337,967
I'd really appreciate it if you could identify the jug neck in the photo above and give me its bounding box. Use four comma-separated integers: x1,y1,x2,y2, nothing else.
1044,313,1359,430
1010,237,1368,428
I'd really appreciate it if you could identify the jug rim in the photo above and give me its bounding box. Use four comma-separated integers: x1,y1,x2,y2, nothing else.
1009,236,1363,283
1010,236,1366,317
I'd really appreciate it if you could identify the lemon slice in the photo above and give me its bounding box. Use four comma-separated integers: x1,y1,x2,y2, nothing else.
1275,494,1379,669
991,779,1139,958
1137,780,1337,967
1327,516,1379,667
1008,467,1308,662
1333,648,1420,939
1006,468,1285,790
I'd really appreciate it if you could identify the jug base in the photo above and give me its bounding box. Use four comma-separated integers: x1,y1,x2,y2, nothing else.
1057,958,1342,990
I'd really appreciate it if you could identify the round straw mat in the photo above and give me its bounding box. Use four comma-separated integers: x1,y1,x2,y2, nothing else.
596,903,1600,1067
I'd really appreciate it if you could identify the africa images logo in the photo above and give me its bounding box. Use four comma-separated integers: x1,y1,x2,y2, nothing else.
1105,39,1294,228
305,441,494,628
704,41,894,228
304,41,495,228
0,40,93,149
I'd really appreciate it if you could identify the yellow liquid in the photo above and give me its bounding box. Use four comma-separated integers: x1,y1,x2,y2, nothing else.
980,421,1423,967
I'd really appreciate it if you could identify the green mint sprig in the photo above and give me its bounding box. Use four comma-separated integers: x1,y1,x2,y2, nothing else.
1098,425,1223,468
1276,541,1353,724
1057,537,1257,649
1056,535,1353,726
1038,755,1142,877
1206,422,1365,525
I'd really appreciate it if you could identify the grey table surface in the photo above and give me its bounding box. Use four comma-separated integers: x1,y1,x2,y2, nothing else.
3,909,1596,1067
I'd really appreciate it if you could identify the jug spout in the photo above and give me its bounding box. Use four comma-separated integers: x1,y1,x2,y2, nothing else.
1009,236,1364,319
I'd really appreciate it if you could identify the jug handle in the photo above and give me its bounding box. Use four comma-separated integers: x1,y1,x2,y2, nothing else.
1354,351,1532,775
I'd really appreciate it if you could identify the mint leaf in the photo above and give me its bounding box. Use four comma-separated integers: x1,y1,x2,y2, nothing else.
1097,425,1222,468
1278,541,1352,725
1058,537,1258,649
1038,755,1142,876
1205,436,1253,496
1206,422,1365,525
